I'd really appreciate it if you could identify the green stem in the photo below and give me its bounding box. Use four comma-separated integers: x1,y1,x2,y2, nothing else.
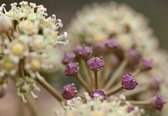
94,71,98,89
104,59,128,90
133,68,141,76
124,85,148,97
128,100,150,106
81,59,92,86
36,73,63,102
107,84,122,96
25,95,39,116
76,74,90,93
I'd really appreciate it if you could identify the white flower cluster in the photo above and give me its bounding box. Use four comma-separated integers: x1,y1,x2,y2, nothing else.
0,1,67,101
56,93,144,116
67,2,158,55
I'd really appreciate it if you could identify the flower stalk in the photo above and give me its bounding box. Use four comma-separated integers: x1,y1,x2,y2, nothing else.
76,74,90,92
104,59,128,90
36,73,63,102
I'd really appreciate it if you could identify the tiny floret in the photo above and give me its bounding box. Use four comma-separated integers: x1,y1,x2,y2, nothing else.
90,89,107,100
65,62,79,76
74,44,92,59
105,38,118,48
127,49,140,60
62,83,77,100
62,53,76,64
141,58,153,71
87,57,104,71
121,73,138,90
127,106,135,113
153,95,165,111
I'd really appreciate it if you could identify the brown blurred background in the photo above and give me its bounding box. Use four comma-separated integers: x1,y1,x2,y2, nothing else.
0,0,168,50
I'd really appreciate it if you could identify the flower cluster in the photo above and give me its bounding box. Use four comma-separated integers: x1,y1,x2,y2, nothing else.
67,2,160,58
66,2,168,115
0,1,67,102
61,41,165,114
56,94,144,116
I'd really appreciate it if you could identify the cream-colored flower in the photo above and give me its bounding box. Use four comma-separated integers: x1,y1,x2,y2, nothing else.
0,1,67,101
56,94,144,116
67,2,158,55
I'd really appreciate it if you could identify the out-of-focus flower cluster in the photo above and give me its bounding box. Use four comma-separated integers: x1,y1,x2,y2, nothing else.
56,94,144,116
0,1,67,102
67,2,159,55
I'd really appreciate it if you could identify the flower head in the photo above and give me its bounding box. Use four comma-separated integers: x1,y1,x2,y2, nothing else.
65,62,79,76
127,49,140,61
62,53,76,65
0,15,13,33
0,1,67,101
56,94,144,116
74,44,92,59
152,95,166,111
67,2,159,55
62,42,165,114
127,106,135,113
105,38,118,48
90,89,107,100
87,57,104,71
121,73,138,90
62,83,77,100
141,58,153,71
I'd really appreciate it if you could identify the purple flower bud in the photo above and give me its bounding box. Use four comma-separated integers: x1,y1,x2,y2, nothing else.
127,49,140,60
105,38,118,48
87,57,104,71
150,77,162,91
153,95,166,111
73,44,83,53
65,62,79,76
141,58,153,71
121,73,138,90
94,42,107,53
110,55,119,67
62,53,76,64
74,44,92,59
127,106,134,113
90,89,107,100
62,83,77,100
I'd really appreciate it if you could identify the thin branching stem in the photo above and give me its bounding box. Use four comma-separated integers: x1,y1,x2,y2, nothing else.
104,59,128,90
76,74,91,93
36,73,63,102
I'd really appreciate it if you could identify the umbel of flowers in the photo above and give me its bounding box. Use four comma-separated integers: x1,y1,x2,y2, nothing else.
66,2,168,115
60,40,166,115
67,2,161,61
0,1,67,102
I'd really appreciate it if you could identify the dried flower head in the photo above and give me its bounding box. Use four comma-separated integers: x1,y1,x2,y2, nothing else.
0,1,67,102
